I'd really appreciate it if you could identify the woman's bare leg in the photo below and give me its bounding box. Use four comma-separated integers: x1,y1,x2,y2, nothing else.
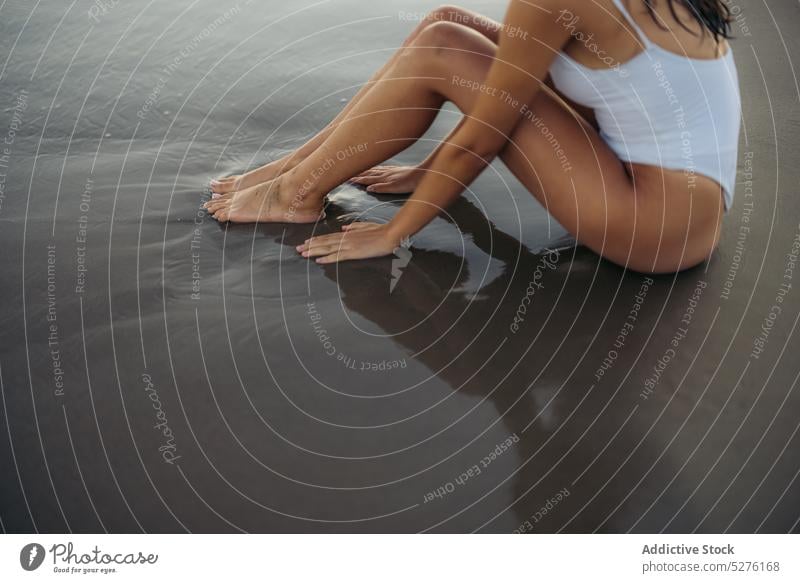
210,5,502,194
204,21,497,222
208,20,721,272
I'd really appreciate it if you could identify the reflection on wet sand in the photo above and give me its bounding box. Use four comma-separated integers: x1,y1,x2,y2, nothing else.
260,189,708,531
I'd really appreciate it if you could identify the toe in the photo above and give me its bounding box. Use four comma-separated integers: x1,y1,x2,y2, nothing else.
210,192,233,203
205,200,227,213
210,176,241,193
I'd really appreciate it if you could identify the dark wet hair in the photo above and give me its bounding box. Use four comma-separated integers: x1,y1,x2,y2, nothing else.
644,0,733,42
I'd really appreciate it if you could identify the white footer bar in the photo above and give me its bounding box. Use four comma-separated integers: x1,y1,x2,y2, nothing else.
1,534,797,582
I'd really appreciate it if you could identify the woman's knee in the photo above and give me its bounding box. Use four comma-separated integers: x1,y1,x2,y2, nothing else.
426,5,472,27
405,5,464,45
411,20,479,55
405,5,502,51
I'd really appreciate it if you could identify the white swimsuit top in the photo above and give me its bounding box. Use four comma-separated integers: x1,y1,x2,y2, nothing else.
549,0,742,211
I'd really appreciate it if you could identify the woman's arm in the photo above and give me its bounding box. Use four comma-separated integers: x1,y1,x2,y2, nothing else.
386,0,573,241
417,118,467,171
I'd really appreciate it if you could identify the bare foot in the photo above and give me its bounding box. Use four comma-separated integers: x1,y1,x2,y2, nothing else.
210,155,297,194
203,175,324,223
349,165,425,194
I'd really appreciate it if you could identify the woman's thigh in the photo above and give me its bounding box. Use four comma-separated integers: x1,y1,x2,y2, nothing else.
499,90,643,269
498,92,723,273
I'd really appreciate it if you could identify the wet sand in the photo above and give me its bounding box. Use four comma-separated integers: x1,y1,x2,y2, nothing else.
0,0,799,532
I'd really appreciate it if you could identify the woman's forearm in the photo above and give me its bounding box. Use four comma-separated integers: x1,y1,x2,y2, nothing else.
418,117,468,169
386,139,496,241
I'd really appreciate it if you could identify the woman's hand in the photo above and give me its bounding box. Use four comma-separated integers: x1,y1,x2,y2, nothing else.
349,165,425,194
297,222,403,264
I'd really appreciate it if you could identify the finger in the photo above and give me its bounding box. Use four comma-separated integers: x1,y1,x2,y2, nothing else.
351,174,387,186
361,166,394,175
365,182,396,193
315,250,348,264
350,175,378,184
357,168,384,176
297,233,345,251
349,169,382,180
303,243,347,258
342,222,381,231
316,247,368,264
306,232,347,246
304,235,346,251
